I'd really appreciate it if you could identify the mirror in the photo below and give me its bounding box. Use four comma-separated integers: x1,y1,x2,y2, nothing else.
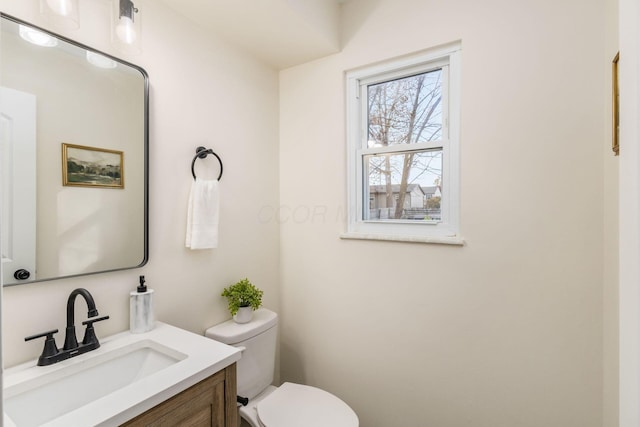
0,14,148,286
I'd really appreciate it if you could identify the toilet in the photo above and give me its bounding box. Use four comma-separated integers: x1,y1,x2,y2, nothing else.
205,308,359,427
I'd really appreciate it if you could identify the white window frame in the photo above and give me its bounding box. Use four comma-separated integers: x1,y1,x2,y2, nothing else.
342,43,463,245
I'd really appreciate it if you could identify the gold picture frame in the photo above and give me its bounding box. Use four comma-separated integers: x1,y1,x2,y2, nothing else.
612,52,620,156
62,143,124,188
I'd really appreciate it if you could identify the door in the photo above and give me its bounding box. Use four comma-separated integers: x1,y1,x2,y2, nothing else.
0,87,36,284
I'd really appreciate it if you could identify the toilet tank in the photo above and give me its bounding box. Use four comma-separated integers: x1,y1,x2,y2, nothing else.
205,308,278,400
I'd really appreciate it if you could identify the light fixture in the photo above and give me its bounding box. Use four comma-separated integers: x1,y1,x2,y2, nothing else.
112,0,141,54
18,24,58,47
40,0,80,30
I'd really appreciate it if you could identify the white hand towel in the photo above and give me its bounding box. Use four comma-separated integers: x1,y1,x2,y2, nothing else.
186,178,219,249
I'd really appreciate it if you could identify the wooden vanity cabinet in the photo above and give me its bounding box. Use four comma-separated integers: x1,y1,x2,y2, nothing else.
122,363,238,427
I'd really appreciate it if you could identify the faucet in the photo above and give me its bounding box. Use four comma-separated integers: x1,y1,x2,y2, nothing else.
63,288,99,351
25,288,109,366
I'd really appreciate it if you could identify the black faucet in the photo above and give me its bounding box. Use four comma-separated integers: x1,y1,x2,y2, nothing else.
25,288,109,366
64,288,99,351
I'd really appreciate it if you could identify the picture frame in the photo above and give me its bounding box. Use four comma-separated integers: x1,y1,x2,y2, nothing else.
612,51,620,156
62,143,124,188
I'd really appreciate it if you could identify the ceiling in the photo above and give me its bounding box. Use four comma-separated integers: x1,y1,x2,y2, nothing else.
157,0,344,69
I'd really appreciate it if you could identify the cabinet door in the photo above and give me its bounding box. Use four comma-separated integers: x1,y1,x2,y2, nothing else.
123,371,226,427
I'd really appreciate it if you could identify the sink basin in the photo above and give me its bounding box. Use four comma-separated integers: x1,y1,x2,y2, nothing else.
5,340,186,427
3,322,241,427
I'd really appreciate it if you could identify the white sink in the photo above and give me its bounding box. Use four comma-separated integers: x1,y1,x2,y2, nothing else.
3,322,241,427
5,340,186,427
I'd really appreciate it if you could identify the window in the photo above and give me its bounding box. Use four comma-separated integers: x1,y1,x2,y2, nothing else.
343,43,462,244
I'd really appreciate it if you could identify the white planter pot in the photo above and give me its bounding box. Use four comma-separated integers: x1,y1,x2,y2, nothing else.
233,306,253,324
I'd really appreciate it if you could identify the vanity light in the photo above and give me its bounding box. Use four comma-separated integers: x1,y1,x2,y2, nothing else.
45,0,74,16
116,2,137,44
86,51,118,69
112,0,141,54
18,25,58,47
40,0,80,30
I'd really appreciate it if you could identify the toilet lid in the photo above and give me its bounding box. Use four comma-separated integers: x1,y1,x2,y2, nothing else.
257,382,358,427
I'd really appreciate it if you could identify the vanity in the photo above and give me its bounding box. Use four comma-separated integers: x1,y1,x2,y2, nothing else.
3,323,241,426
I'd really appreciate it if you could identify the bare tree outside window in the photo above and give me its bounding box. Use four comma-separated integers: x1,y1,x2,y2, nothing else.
365,69,444,221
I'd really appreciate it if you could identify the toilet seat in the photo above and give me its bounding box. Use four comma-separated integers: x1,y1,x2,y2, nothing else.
256,382,358,427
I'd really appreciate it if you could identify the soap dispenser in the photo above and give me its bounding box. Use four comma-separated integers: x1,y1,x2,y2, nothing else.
130,275,154,333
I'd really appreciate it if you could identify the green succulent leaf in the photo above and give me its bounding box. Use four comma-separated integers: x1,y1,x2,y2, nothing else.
221,278,264,316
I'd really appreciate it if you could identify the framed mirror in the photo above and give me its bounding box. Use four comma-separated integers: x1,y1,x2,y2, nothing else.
0,13,148,286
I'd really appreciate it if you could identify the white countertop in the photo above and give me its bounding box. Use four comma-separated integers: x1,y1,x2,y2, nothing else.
3,322,241,426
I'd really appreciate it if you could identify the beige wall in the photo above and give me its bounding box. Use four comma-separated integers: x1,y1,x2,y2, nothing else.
617,0,640,422
279,0,606,426
1,0,280,367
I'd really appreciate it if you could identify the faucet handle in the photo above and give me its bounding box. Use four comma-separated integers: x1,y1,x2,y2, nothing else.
82,315,109,326
25,329,60,363
25,328,59,342
81,315,109,346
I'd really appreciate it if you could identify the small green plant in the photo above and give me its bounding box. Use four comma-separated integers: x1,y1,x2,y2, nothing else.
221,278,264,315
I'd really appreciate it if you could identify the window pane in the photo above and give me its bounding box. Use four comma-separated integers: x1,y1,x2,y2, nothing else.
367,69,443,148
364,149,442,221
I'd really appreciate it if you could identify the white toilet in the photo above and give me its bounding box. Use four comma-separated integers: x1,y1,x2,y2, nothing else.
205,308,359,427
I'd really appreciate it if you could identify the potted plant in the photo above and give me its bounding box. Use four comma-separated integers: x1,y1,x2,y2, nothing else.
221,278,264,323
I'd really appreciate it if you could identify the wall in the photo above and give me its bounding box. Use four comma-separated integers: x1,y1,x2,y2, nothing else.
618,0,640,422
279,0,606,426
0,0,280,368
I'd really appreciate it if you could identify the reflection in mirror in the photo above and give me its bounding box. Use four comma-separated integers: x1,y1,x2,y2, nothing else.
0,14,148,286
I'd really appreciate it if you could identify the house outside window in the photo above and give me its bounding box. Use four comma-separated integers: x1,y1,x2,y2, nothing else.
343,43,462,244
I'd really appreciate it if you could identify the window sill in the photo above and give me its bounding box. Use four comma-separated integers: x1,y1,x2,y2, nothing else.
339,232,465,246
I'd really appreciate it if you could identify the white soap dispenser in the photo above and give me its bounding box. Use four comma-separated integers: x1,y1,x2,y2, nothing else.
130,275,154,333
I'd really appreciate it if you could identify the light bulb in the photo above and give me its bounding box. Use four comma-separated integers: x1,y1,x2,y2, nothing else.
115,16,137,44
46,0,74,16
18,25,58,47
86,51,117,69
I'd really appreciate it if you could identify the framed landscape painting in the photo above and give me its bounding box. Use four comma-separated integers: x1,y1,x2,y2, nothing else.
62,143,124,188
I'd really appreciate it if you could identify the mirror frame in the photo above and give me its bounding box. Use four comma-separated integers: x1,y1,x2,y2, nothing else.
1,13,149,286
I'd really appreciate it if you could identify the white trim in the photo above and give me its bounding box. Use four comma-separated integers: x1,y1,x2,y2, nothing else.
447,49,461,233
346,41,461,83
360,140,445,156
340,232,464,246
358,58,450,88
618,0,640,423
345,42,462,243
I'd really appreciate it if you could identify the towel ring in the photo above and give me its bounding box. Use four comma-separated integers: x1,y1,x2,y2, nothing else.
191,146,223,181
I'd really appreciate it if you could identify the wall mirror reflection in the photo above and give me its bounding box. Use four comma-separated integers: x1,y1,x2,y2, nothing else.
0,14,148,286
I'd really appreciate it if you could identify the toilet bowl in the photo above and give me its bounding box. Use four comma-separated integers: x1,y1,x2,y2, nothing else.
241,382,358,427
205,308,358,427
